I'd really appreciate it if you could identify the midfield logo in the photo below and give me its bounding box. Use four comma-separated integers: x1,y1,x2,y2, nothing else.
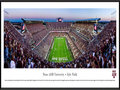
112,70,116,78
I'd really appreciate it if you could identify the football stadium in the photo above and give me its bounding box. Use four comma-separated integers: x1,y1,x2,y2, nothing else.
4,8,116,68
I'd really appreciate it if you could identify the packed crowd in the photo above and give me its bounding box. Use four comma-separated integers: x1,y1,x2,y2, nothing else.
69,31,88,53
4,27,26,68
83,21,116,68
32,29,49,45
72,23,94,40
4,21,24,44
97,23,108,31
26,23,46,34
46,22,71,30
4,21,32,49
32,33,52,59
4,21,116,68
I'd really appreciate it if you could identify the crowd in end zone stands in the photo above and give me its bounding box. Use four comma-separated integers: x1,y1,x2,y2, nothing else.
46,22,71,30
4,21,116,68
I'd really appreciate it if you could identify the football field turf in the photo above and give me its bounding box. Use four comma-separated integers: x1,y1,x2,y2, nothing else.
48,37,73,63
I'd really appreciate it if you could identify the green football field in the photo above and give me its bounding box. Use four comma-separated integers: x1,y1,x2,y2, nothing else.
48,37,73,63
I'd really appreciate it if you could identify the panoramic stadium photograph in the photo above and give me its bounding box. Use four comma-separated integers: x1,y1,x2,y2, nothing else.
4,8,116,68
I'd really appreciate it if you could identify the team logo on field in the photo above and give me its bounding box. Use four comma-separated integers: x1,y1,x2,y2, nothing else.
52,57,68,61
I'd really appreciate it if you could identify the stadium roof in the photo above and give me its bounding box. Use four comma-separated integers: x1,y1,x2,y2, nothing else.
98,20,110,23
5,19,23,23
76,18,101,22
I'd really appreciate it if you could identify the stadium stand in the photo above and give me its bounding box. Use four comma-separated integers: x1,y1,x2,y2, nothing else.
26,23,46,34
72,23,94,40
46,22,71,31
4,20,116,68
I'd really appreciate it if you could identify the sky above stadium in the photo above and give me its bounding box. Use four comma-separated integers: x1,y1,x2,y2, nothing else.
4,8,116,22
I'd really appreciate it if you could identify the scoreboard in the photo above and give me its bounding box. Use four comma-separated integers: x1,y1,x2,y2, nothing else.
57,17,63,22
